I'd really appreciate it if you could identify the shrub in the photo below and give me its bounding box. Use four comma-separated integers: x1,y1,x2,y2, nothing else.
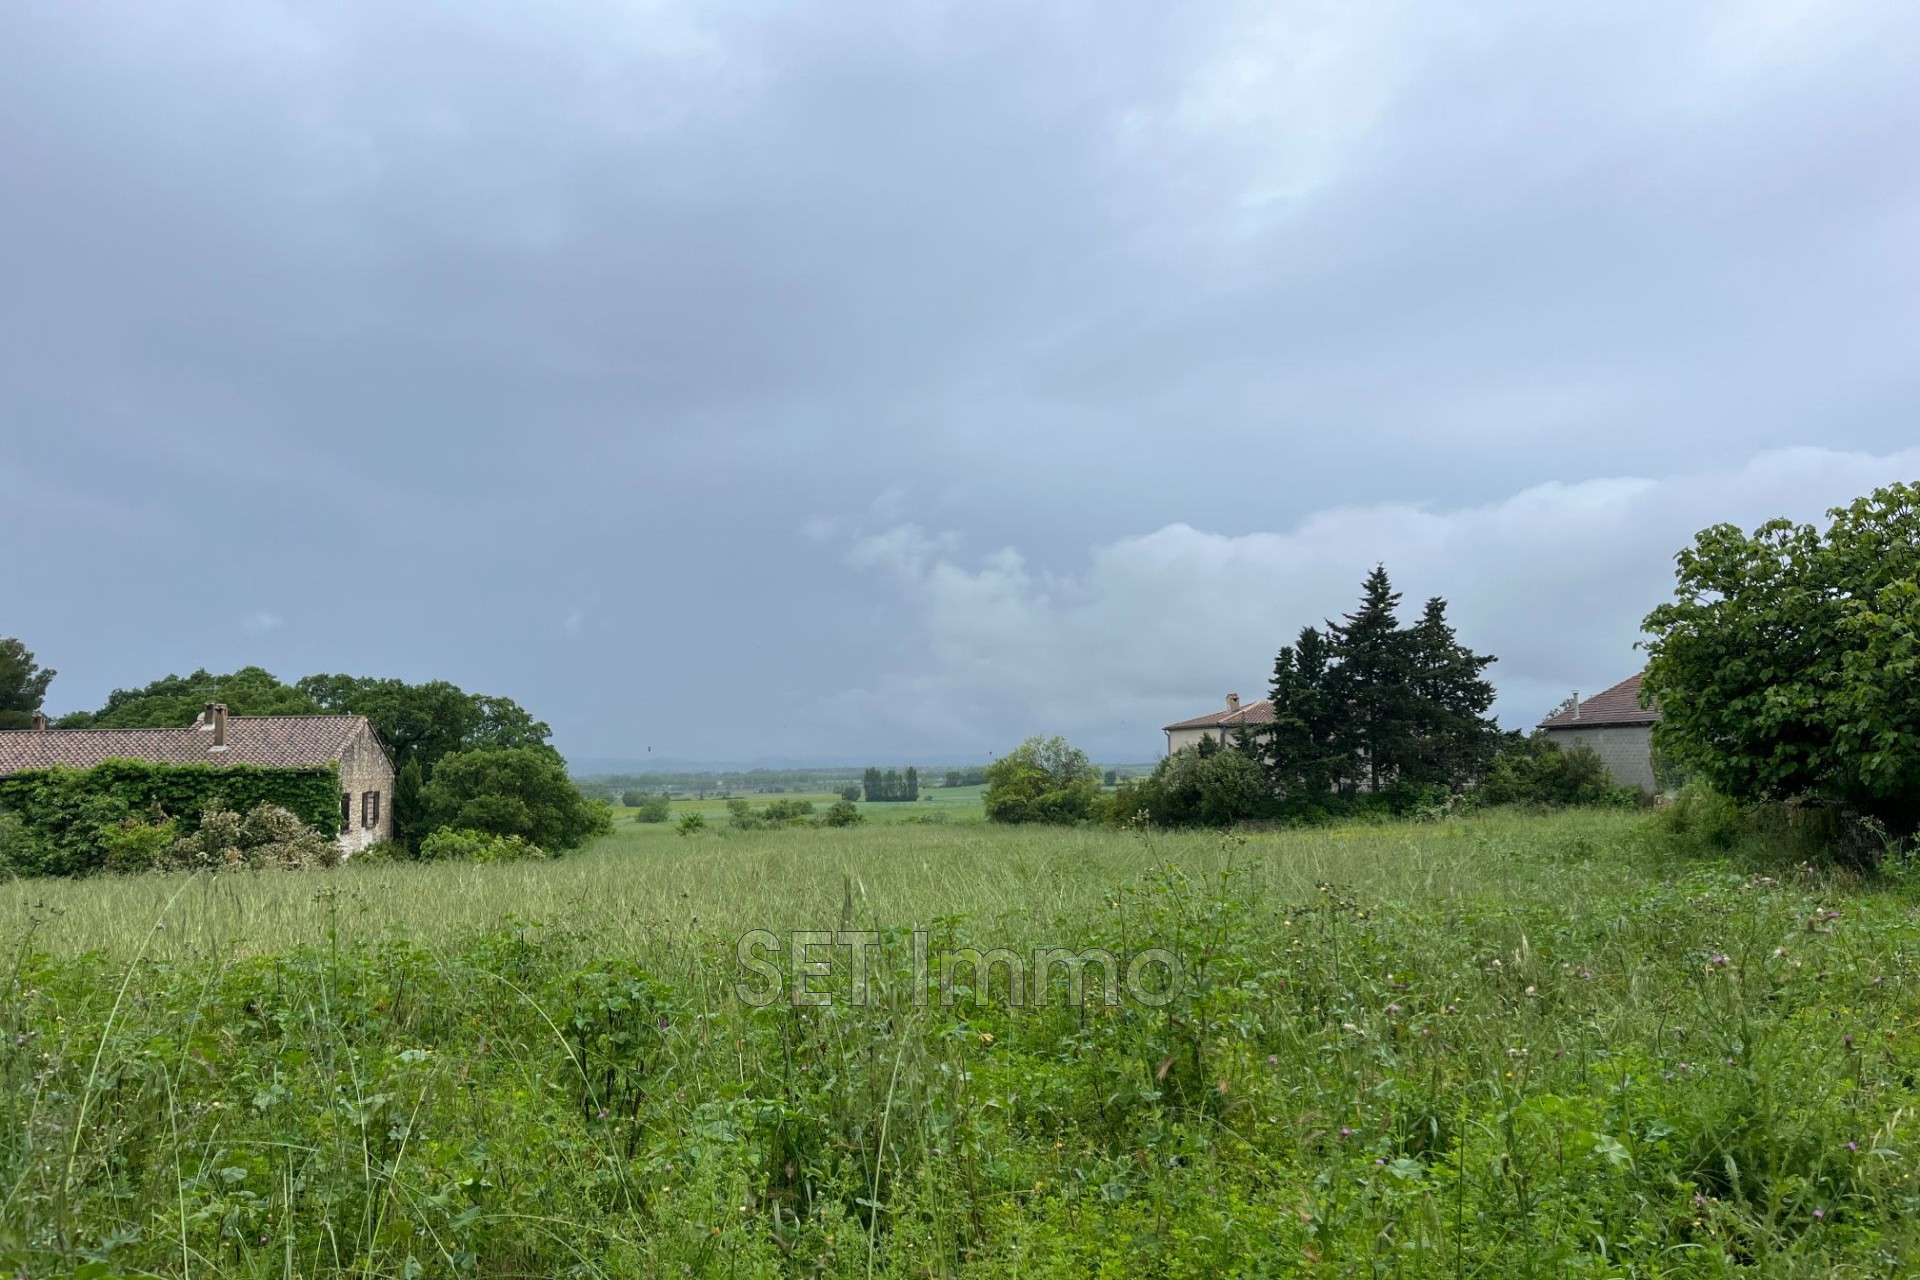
99,815,178,873
676,811,706,837
164,803,340,871
1108,745,1270,828
983,736,1102,824
762,798,815,824
417,826,549,863
820,799,864,827
631,796,671,823
351,840,408,864
1481,736,1639,808
1654,784,1748,853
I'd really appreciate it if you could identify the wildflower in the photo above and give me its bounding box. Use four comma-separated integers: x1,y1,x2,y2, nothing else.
1844,1034,1855,1049
1709,954,1730,967
1813,1208,1825,1221
1338,1127,1354,1138
1847,1141,1859,1152
1267,1055,1279,1066
1386,1003,1401,1016
979,1032,995,1046
1523,986,1536,998
658,1016,670,1031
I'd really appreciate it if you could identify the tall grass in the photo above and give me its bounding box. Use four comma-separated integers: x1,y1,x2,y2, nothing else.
2,810,1917,1276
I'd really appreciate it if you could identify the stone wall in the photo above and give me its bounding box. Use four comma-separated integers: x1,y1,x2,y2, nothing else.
335,724,395,855
1542,723,1657,793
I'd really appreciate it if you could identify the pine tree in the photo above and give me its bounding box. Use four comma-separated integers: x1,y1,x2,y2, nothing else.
1404,596,1500,786
1327,566,1416,794
1264,625,1347,800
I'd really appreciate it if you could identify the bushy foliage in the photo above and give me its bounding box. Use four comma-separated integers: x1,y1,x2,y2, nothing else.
1643,481,1920,835
0,636,55,730
163,802,341,871
420,746,611,850
728,798,821,831
1106,743,1270,828
983,736,1102,824
821,799,864,827
1481,736,1640,808
675,810,706,836
630,795,672,823
56,666,318,728
416,826,549,863
0,761,341,878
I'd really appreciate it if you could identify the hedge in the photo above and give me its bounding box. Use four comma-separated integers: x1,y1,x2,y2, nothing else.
0,759,341,878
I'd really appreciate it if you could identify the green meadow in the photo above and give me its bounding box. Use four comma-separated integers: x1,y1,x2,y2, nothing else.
4,809,1919,1276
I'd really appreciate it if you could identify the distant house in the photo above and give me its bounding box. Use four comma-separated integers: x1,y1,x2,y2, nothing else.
1163,692,1274,755
0,701,395,854
1538,674,1661,793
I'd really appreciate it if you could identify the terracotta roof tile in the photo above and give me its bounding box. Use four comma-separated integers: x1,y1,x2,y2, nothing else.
1164,699,1276,731
0,715,374,774
1539,674,1659,729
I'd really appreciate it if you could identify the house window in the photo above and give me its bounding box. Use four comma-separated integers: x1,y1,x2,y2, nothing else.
362,791,380,829
341,793,352,830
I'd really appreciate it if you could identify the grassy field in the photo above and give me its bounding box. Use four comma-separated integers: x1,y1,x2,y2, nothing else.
4,810,1919,1275
630,784,990,827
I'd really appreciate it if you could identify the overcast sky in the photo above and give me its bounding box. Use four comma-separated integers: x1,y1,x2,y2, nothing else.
3,1,1917,764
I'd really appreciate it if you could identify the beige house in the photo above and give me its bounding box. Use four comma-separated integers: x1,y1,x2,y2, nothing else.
1163,692,1274,755
0,702,395,855
1538,674,1661,793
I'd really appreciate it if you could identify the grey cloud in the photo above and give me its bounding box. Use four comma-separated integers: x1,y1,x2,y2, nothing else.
3,1,1916,760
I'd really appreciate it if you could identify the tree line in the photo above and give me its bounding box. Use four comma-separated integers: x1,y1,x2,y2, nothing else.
862,766,920,802
983,565,1627,828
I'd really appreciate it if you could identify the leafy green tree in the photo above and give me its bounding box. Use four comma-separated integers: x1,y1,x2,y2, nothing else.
420,747,611,851
60,667,316,728
0,638,55,729
863,767,883,802
1642,481,1920,834
840,785,861,803
904,766,920,801
983,736,1102,824
296,675,552,774
297,675,553,848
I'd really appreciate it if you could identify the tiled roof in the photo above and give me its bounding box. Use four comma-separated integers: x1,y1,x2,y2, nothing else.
1539,674,1659,729
0,715,374,774
1164,699,1276,731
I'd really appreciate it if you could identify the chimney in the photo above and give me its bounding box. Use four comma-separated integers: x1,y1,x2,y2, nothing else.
211,703,228,749
31,711,47,731
200,700,217,730
1225,692,1241,713
1571,690,1580,721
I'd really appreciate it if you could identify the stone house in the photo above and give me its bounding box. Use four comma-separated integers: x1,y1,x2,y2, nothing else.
0,701,395,855
1537,674,1661,793
1163,692,1275,755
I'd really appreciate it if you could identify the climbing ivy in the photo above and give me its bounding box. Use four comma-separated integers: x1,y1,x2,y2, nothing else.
0,759,340,878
